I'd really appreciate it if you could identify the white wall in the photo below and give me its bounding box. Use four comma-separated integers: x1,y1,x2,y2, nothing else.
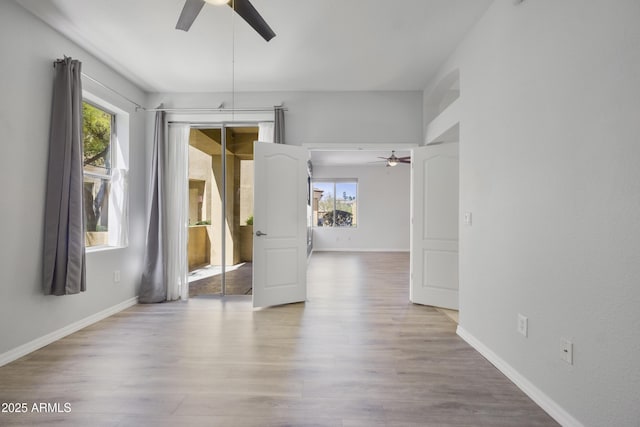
147,91,423,146
312,164,410,252
0,1,147,358
424,1,640,425
147,90,421,252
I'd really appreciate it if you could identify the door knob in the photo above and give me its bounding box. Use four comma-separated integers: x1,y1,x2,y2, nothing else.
255,230,268,236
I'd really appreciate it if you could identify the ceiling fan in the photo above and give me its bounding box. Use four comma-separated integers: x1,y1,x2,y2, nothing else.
377,151,411,167
176,0,276,42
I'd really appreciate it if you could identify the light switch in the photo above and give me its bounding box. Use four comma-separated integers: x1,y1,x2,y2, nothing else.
561,338,573,365
464,212,472,226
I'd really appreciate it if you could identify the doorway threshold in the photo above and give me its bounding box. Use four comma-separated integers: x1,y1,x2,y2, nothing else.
188,263,247,283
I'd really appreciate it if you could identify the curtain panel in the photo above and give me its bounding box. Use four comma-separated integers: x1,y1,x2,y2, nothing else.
274,106,286,144
108,168,129,247
43,57,86,296
140,114,189,303
165,124,190,301
258,106,286,143
139,110,167,303
258,122,275,143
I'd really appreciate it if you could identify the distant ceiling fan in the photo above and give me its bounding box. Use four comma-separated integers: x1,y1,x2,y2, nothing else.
377,151,411,167
176,0,276,42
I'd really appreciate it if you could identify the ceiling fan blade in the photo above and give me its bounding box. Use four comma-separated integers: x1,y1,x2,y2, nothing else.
176,0,206,31
229,0,276,42
399,159,411,163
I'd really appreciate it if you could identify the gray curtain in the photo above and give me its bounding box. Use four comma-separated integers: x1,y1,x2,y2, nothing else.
139,109,167,303
43,57,86,296
274,106,285,144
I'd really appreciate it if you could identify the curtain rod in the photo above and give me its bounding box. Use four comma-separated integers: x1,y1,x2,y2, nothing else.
143,105,287,113
81,73,146,110
82,78,286,113
54,58,145,110
53,59,286,114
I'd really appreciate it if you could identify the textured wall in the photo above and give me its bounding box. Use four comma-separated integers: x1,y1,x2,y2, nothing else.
0,1,147,357
424,1,640,425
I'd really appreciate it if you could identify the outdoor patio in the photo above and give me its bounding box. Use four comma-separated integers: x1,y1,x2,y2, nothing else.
188,263,253,297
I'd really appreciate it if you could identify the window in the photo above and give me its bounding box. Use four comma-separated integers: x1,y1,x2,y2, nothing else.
83,101,113,247
82,95,129,249
312,180,357,227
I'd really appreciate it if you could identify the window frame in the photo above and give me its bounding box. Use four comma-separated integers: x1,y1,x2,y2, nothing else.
82,92,129,252
312,179,358,228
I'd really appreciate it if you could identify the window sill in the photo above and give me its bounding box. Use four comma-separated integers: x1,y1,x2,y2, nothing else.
313,227,358,230
85,245,125,254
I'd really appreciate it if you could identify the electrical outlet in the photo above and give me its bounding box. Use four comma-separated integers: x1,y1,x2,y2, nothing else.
113,270,121,283
517,314,528,337
561,338,573,365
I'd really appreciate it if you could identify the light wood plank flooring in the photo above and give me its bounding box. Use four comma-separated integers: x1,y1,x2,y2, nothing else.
0,252,558,426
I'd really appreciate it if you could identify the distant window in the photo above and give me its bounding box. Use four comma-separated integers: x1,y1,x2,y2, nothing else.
312,180,357,228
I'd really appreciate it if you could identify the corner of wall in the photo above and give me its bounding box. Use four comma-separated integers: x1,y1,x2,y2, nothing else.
457,326,585,427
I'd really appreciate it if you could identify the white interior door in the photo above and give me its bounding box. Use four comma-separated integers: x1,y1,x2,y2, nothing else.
410,143,459,309
253,142,308,308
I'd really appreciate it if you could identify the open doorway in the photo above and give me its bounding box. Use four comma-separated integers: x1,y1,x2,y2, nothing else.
308,149,412,253
186,126,258,297
308,146,459,319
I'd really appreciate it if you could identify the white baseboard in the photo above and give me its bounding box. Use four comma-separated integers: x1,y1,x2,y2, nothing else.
0,296,138,367
456,326,584,427
312,248,410,253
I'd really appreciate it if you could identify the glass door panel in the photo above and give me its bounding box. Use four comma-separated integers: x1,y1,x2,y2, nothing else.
186,125,257,297
187,127,225,296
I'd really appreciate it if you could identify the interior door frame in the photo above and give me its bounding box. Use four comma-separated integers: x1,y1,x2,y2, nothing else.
176,136,441,300
307,141,461,310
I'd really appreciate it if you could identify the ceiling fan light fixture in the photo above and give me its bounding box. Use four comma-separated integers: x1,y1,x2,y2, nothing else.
375,150,409,167
387,151,399,166
177,0,275,41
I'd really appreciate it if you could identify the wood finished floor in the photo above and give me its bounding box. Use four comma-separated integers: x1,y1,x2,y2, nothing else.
0,252,558,426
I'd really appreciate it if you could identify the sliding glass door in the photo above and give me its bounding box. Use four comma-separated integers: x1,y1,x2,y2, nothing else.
186,125,257,297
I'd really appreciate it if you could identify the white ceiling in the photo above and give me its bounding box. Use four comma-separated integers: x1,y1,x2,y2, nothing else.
16,0,492,93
